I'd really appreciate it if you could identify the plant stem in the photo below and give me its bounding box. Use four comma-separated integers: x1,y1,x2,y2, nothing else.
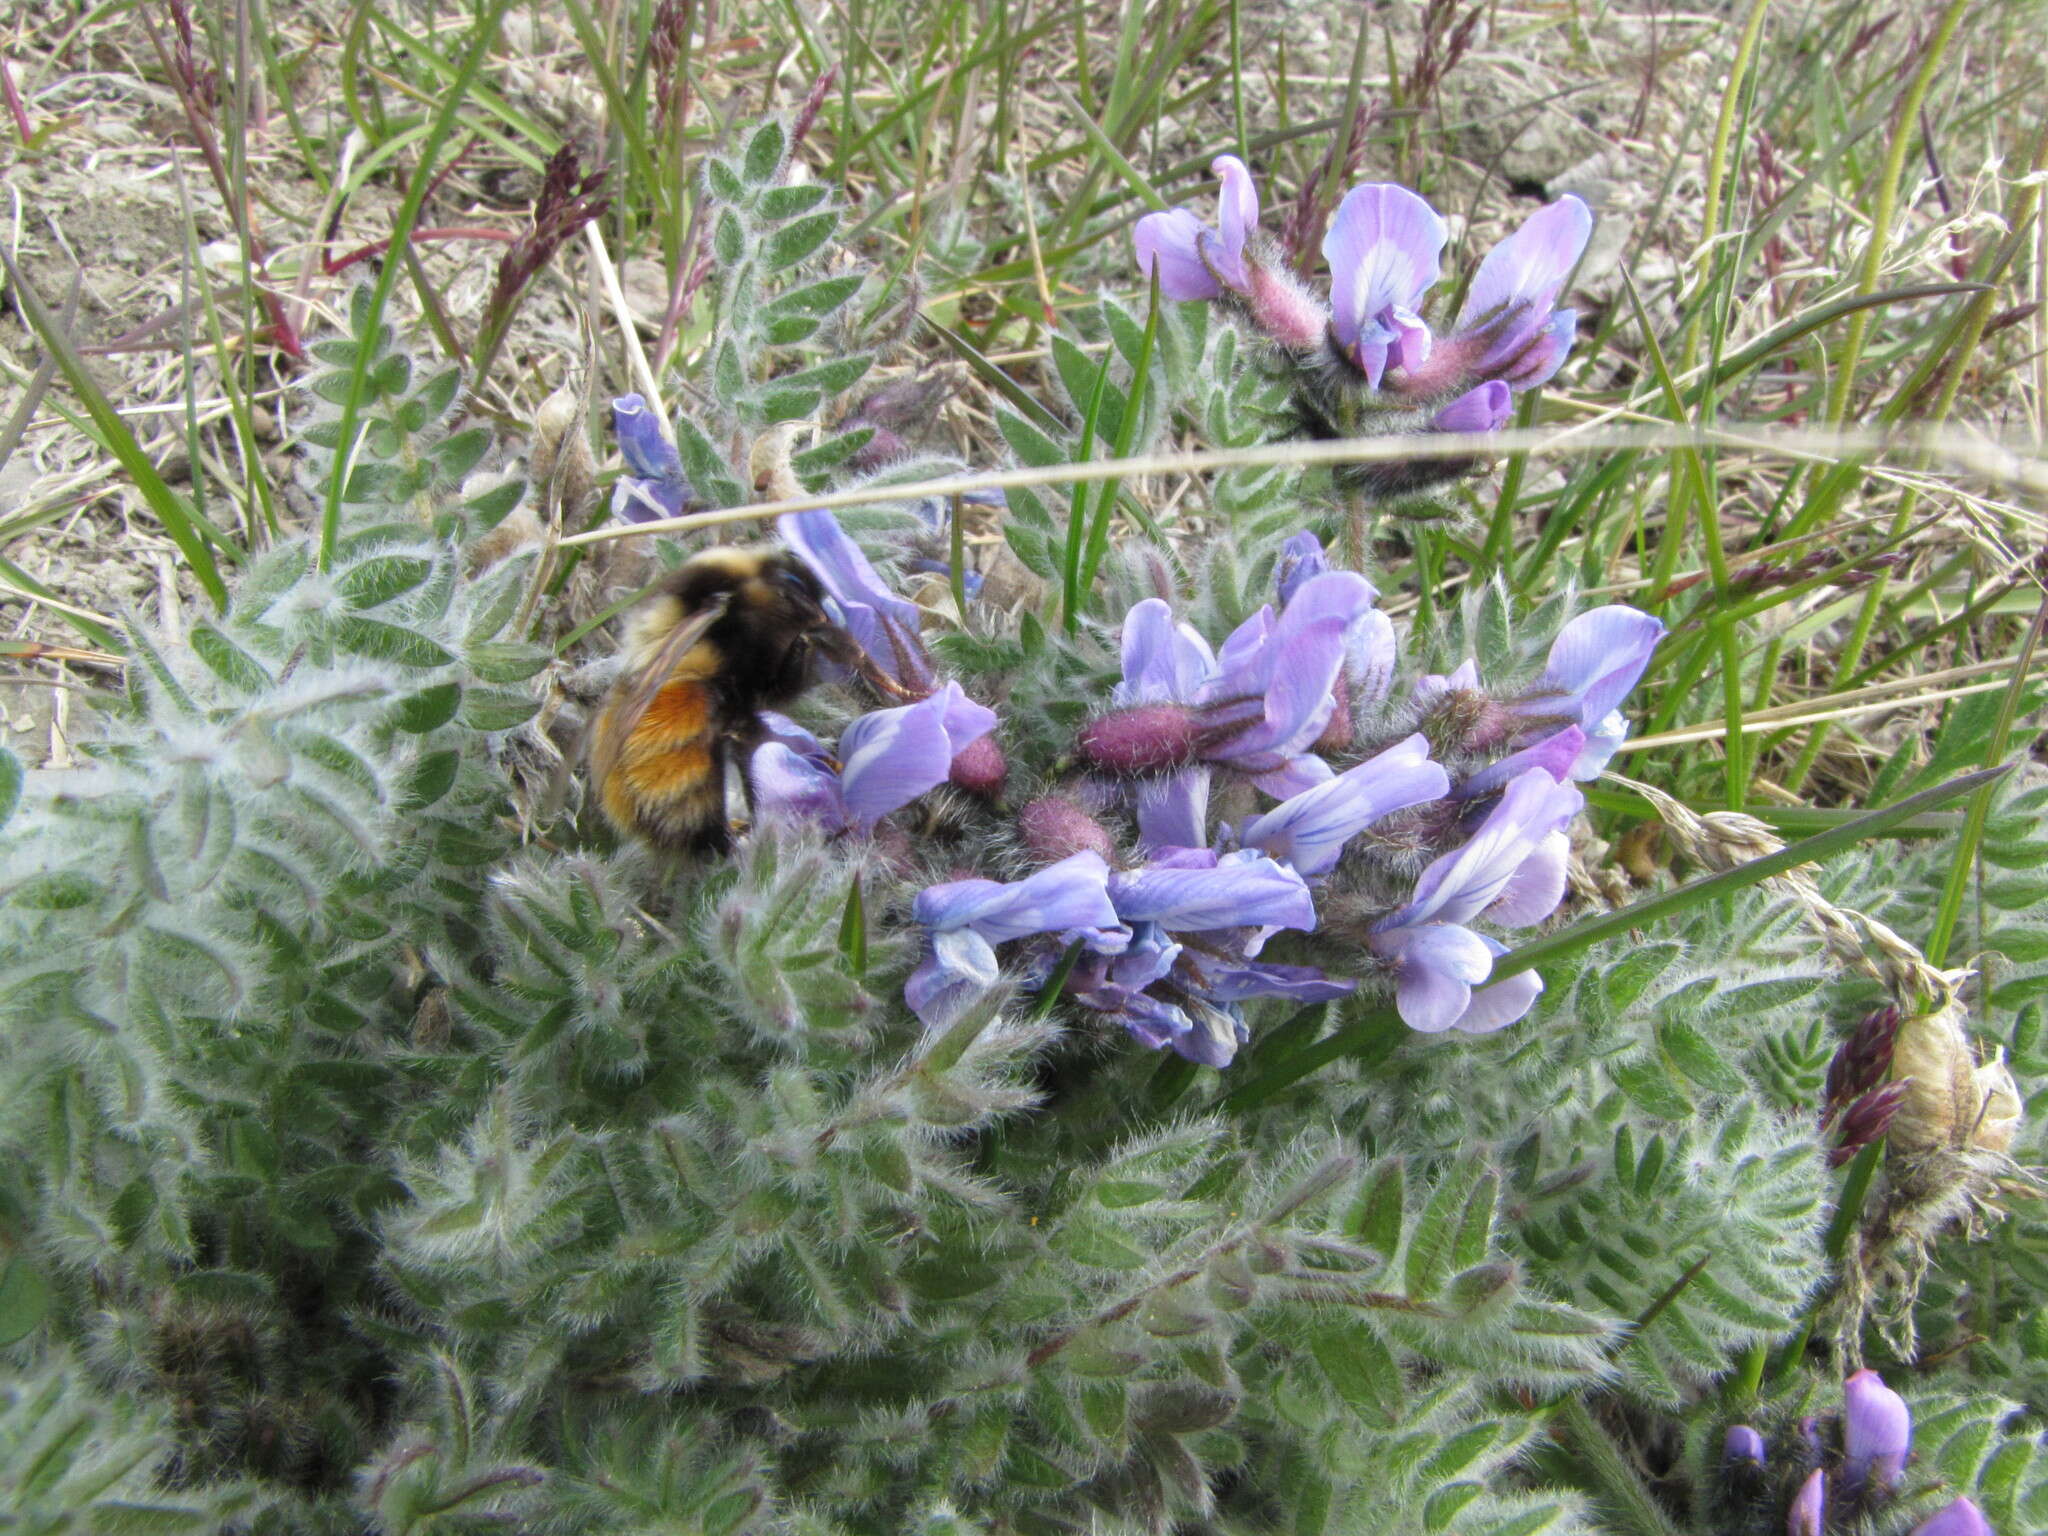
1551,1394,1685,1536
1824,0,1972,428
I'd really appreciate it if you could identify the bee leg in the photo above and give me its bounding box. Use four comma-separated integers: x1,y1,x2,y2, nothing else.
814,626,922,703
723,723,765,841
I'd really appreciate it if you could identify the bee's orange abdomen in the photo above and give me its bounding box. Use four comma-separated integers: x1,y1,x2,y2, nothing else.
636,674,714,740
600,674,730,849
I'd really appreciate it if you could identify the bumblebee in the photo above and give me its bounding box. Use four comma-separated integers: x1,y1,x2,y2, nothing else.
586,547,853,852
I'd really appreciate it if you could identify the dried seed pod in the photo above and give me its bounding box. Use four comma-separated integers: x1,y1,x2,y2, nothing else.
1969,1055,2022,1156
1887,998,1988,1157
529,376,580,489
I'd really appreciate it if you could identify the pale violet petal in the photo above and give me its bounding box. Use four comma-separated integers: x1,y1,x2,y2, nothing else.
750,742,849,832
1210,154,1258,289
1431,380,1514,434
1456,195,1593,333
1453,968,1544,1034
837,693,956,832
1389,923,1494,1032
1484,829,1570,927
1534,605,1666,723
1324,184,1449,368
1134,208,1222,300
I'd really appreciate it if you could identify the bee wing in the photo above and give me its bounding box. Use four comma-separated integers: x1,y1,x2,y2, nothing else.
582,595,732,795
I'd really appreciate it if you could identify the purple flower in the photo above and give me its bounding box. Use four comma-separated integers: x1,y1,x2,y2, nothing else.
1109,848,1319,936
906,852,1126,1027
1512,605,1665,778
1276,530,1331,606
1911,1498,1994,1536
1238,733,1448,877
1843,1369,1911,1492
1133,154,1257,300
751,683,993,837
778,508,938,695
1451,195,1593,388
1065,847,1348,1067
1788,1469,1827,1536
1273,532,1397,708
1723,1426,1766,1466
1134,769,1211,853
1128,951,1353,1068
1323,183,1447,389
1367,768,1583,1033
1199,570,1378,784
1084,576,1379,841
1455,725,1586,800
1430,380,1514,434
610,395,694,522
1113,598,1217,707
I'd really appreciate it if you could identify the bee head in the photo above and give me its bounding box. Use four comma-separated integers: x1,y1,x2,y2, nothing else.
737,551,830,627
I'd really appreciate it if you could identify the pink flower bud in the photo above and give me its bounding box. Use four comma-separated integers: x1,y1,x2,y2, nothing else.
1078,703,1200,775
1245,258,1330,350
948,734,1008,797
1313,672,1355,753
1017,794,1117,865
1788,1469,1826,1536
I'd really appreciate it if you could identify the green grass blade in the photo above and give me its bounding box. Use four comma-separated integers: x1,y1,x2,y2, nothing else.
1925,594,2048,968
1078,275,1161,599
318,0,515,569
1060,341,1118,635
0,251,232,611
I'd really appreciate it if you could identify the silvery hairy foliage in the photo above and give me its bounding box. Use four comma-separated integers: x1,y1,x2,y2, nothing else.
2,119,2044,1536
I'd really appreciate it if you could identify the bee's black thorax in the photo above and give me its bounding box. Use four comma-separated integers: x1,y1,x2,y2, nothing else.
667,548,832,716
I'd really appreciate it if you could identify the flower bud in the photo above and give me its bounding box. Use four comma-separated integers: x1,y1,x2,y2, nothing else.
1787,1469,1826,1536
1420,688,1515,757
529,378,580,489
1723,1425,1766,1466
1826,1004,1901,1114
1243,256,1329,350
947,734,1007,798
1018,794,1117,866
1910,1496,1994,1536
1829,1081,1908,1166
1888,998,2020,1158
531,377,595,519
1078,703,1200,775
1721,1425,1767,1502
1843,1369,1911,1491
1312,672,1355,754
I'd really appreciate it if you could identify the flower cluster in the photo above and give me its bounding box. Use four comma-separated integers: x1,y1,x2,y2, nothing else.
1134,156,1592,497
749,509,1660,1062
1724,1371,1993,1535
